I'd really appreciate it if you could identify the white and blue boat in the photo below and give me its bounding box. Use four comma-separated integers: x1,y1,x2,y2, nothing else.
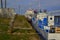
25,10,60,40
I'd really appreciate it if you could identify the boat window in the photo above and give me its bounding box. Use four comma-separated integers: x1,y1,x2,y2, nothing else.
54,16,60,26
50,17,52,20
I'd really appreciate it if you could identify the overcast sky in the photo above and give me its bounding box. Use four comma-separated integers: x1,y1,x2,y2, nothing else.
0,0,60,14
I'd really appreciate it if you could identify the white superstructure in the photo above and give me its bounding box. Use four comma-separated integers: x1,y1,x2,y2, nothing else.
25,9,34,20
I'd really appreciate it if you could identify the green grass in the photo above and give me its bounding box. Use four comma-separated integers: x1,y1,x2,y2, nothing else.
0,33,11,40
0,32,40,40
14,15,32,28
0,17,10,31
0,17,11,25
0,24,9,31
12,28,36,33
0,15,40,40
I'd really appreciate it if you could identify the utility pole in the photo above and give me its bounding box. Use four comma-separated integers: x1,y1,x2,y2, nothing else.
5,0,6,8
1,0,3,8
0,0,7,8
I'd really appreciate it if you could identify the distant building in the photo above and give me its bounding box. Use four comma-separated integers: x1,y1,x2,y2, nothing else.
0,8,16,18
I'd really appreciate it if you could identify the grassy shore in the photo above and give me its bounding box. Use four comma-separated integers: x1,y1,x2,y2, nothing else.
0,15,41,40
